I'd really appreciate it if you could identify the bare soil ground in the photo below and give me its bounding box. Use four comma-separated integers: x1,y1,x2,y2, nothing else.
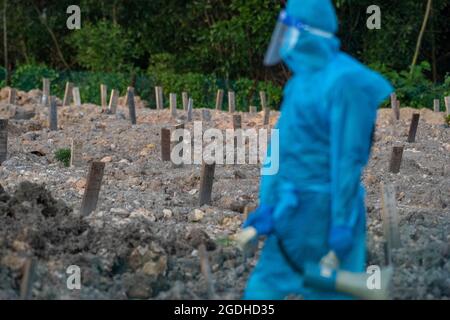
0,87,448,300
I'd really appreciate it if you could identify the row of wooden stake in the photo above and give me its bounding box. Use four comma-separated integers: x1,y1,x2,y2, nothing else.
381,93,439,265
152,88,272,116
387,112,417,174
5,81,450,117
387,112,420,175
29,78,272,130
387,90,446,175
383,109,417,264
77,159,216,216
390,93,450,119
45,86,269,136
14,79,273,114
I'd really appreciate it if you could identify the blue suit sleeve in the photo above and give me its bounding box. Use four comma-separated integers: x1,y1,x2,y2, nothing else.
330,75,392,230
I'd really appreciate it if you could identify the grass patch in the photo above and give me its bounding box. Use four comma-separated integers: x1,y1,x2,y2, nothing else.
54,148,71,167
215,237,234,247
445,115,450,126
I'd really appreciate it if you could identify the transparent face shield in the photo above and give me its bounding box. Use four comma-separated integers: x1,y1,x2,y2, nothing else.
264,10,334,66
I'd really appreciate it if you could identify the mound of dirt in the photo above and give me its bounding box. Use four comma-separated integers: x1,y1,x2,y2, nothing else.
0,182,248,300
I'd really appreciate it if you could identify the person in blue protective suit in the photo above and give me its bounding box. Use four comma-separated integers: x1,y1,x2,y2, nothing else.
243,0,393,300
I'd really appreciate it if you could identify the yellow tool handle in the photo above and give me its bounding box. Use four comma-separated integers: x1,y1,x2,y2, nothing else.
235,227,258,249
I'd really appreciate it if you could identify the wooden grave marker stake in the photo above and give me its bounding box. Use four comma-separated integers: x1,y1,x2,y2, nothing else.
182,92,189,111
263,108,270,126
444,96,450,116
199,161,215,206
233,114,242,149
8,88,16,105
395,100,400,120
170,93,177,118
49,97,58,131
42,78,50,106
0,119,8,164
80,161,105,216
259,91,267,110
108,89,119,114
124,87,130,106
389,146,404,173
228,91,236,113
433,99,440,112
215,89,224,110
233,114,242,130
198,244,217,299
161,128,171,161
407,113,420,143
187,98,193,122
127,87,137,125
100,84,108,111
62,82,74,107
390,93,399,121
155,86,164,110
70,139,83,167
72,87,81,107
159,87,165,109
155,87,160,109
202,109,211,122
390,93,396,105
380,182,402,264
20,258,36,300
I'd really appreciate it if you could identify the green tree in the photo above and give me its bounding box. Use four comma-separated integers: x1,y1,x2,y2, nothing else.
68,20,136,73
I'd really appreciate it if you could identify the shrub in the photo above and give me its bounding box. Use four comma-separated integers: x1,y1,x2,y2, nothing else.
15,61,448,112
148,53,282,110
68,20,136,73
54,148,71,167
0,67,5,87
370,61,448,109
11,64,59,93
443,74,450,97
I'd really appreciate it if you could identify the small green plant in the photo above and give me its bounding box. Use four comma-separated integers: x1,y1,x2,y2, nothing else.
216,236,233,247
445,115,450,126
54,148,71,167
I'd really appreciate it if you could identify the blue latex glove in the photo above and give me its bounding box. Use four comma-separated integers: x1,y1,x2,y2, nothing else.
329,226,353,260
243,205,274,236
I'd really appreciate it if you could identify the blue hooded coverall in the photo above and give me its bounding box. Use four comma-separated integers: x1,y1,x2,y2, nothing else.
244,0,393,299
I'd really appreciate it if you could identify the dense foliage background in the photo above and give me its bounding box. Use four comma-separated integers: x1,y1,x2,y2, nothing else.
1,0,449,110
